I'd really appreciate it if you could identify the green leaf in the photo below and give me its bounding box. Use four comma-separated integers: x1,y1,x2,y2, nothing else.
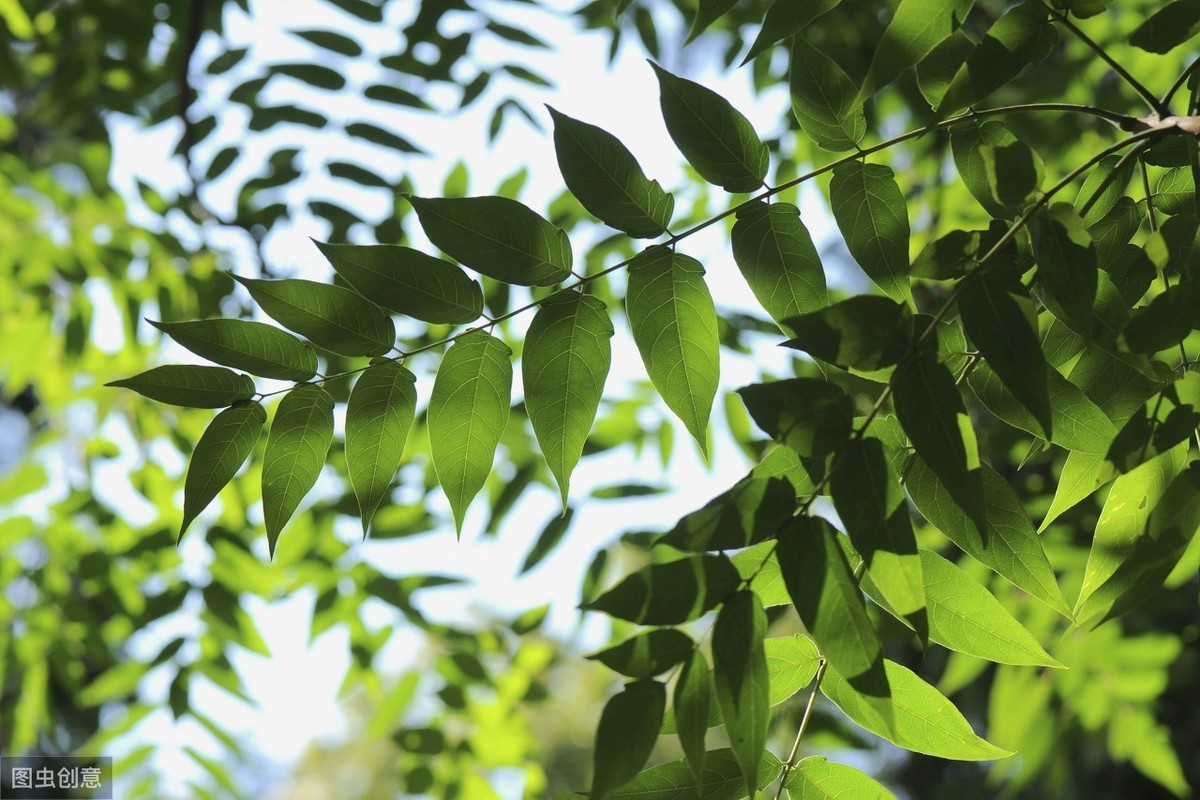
738,378,853,459
984,138,1043,210
233,275,395,357
777,516,888,693
428,330,514,533
548,107,673,238
346,121,423,153
687,0,737,42
731,201,827,326
346,362,417,536
602,749,782,800
582,554,740,625
916,28,976,109
782,296,913,370
968,362,1116,453
1031,203,1098,335
1040,451,1117,531
860,549,1061,667
785,756,897,799
292,28,363,57
741,0,840,65
650,62,769,193
958,276,1052,438
262,384,334,557
906,459,1073,617
674,650,711,786
938,1,1057,114
789,36,866,151
712,591,770,799
866,0,974,93
732,541,791,609
1076,154,1136,225
765,634,822,706
950,122,1024,217
660,475,795,552
587,629,694,679
181,402,266,538
271,62,346,91
315,242,482,325
149,319,318,381
892,352,985,525
591,679,666,800
830,161,912,304
363,84,432,109
1075,446,1190,627
406,195,572,286
107,365,255,408
1122,281,1200,353
523,293,614,506
831,438,926,636
1129,0,1200,53
822,657,1013,760
626,247,720,452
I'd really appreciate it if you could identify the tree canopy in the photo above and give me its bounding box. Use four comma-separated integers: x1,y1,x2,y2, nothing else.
4,0,1200,798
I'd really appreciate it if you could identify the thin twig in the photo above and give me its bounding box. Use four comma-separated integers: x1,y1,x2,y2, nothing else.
774,659,828,800
1160,59,1200,110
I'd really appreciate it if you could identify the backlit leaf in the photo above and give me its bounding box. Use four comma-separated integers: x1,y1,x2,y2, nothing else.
782,296,912,370
262,384,334,556
866,0,974,93
785,757,897,799
738,378,853,459
712,591,769,798
233,275,395,357
591,680,666,800
741,0,840,64
659,475,796,551
687,0,737,42
789,36,866,151
1040,451,1117,531
407,195,572,286
603,749,782,800
765,634,822,706
181,402,266,538
674,650,711,786
523,293,613,506
316,242,483,325
428,331,513,533
582,554,740,625
107,365,255,408
651,63,769,193
149,319,318,381
346,362,417,536
587,629,694,679
830,161,912,304
731,201,827,326
627,247,720,452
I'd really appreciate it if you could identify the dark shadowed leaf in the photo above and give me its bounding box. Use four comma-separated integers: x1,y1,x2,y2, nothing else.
866,0,974,93
1031,203,1098,335
712,591,770,798
582,554,740,625
262,384,334,557
346,362,417,536
591,679,665,800
1129,0,1200,53
659,475,795,551
738,378,853,459
291,28,363,57
149,319,318,381
782,296,912,369
687,0,738,42
674,650,712,787
741,0,840,64
108,365,255,408
602,749,782,800
270,63,346,91
1122,282,1200,353
830,161,912,304
588,629,694,678
181,402,266,538
651,62,769,192
346,121,424,153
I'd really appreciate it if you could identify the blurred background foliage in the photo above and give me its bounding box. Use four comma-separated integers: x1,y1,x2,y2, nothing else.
1,0,1197,798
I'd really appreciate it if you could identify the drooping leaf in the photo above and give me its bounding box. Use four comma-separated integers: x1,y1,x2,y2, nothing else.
149,319,318,381
789,36,866,151
785,757,898,799
892,352,985,526
181,402,266,538
626,247,719,452
738,378,853,459
831,438,926,637
583,554,740,625
938,1,1058,114
1122,281,1200,353
1040,451,1117,531
906,459,1073,617
1031,203,1098,335
687,0,738,42
822,657,1012,760
741,0,840,64
777,516,888,694
782,296,912,370
233,275,395,357
958,275,1052,438
712,591,770,799
731,541,791,609
346,362,417,536
1129,0,1200,53
107,365,255,408
659,475,795,551
427,330,513,533
406,195,572,286
548,107,673,238
523,293,613,507
650,62,769,193
830,161,912,304
1075,446,1190,627
674,650,712,786
866,0,975,93
261,384,335,556
587,629,694,679
731,201,827,326
765,634,822,706
591,679,666,800
315,242,482,325
602,749,782,800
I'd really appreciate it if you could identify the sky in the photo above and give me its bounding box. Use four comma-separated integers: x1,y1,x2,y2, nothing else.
95,0,848,794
